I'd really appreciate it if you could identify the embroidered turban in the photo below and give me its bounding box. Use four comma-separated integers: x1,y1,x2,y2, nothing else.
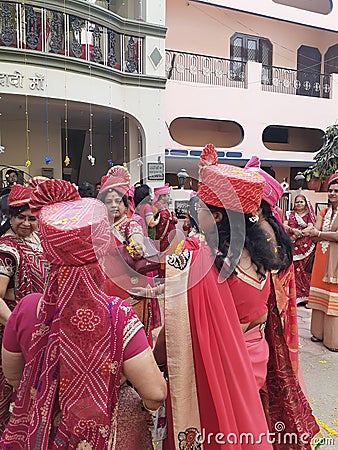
328,171,338,187
153,184,170,203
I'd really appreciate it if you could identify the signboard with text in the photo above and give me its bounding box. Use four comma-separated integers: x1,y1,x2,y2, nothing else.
147,162,164,181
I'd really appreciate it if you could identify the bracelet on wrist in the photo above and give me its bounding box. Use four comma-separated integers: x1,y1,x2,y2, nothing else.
140,399,158,414
318,231,321,238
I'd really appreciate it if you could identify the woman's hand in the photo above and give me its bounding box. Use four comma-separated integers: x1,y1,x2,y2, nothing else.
126,234,146,260
302,224,319,237
293,229,303,239
131,242,146,260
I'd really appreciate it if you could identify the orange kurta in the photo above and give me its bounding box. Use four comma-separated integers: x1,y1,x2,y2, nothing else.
308,208,338,316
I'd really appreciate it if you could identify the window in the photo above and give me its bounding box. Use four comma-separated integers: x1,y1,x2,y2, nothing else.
230,33,272,82
324,44,338,75
263,127,289,144
297,46,322,97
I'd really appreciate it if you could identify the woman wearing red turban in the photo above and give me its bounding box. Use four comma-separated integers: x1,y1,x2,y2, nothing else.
0,181,48,433
0,179,166,449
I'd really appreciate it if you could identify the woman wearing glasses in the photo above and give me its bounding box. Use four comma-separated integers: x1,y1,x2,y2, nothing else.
303,173,338,352
0,182,47,432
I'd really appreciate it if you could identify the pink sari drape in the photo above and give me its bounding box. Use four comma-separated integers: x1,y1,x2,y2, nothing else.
165,245,272,449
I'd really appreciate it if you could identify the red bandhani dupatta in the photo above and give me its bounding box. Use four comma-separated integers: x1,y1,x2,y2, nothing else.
1,264,130,449
272,266,299,375
1,186,138,449
165,245,272,449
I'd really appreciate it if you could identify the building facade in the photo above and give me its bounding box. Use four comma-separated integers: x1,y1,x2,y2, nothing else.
0,0,166,187
165,0,338,189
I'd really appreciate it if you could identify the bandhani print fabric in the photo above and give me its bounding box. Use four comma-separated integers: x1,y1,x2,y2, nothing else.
198,144,265,214
1,182,143,449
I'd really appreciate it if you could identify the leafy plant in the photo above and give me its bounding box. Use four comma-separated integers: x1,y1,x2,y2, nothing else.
301,124,338,181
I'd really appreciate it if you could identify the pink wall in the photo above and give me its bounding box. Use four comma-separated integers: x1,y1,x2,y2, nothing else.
167,0,338,71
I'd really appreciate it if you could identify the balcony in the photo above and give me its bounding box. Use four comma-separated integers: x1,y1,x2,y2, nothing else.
262,65,331,99
0,1,143,74
165,50,246,88
165,50,332,100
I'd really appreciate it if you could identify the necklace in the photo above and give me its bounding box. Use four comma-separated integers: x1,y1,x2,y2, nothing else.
112,214,127,230
321,207,338,254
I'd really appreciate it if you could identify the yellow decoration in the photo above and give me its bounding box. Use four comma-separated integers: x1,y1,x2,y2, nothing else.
318,359,327,364
314,416,338,437
126,239,137,258
64,155,70,166
25,159,31,168
123,162,127,168
175,239,185,254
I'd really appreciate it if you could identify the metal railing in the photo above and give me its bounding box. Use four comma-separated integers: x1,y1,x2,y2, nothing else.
261,65,331,99
0,1,143,74
165,50,247,88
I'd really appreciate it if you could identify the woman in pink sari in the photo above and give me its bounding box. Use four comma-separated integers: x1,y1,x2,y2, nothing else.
99,166,161,338
158,145,274,450
159,148,318,449
0,179,166,449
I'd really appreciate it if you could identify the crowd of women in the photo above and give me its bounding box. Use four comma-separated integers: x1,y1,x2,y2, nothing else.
0,143,333,449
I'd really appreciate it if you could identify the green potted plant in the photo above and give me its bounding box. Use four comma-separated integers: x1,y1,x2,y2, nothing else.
301,166,321,191
301,124,338,191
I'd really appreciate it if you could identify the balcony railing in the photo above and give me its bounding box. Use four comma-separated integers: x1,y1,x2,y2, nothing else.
165,50,246,88
261,65,331,99
0,1,143,74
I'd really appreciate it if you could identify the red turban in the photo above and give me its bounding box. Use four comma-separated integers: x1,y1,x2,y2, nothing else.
8,184,33,207
198,144,265,214
328,171,338,187
100,166,131,197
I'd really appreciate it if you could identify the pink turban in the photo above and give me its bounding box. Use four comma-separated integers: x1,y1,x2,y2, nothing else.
245,156,284,207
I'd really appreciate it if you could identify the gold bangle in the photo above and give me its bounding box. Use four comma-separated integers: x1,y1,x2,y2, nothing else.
141,399,158,414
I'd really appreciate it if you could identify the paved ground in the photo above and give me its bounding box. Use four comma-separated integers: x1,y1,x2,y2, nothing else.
298,306,338,447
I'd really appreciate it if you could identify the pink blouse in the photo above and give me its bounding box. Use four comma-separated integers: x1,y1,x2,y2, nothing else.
227,266,270,324
4,294,149,362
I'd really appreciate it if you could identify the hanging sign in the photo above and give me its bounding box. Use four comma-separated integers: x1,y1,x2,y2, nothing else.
147,162,164,180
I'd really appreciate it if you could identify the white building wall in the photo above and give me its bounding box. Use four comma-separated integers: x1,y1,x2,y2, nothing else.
193,0,338,31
